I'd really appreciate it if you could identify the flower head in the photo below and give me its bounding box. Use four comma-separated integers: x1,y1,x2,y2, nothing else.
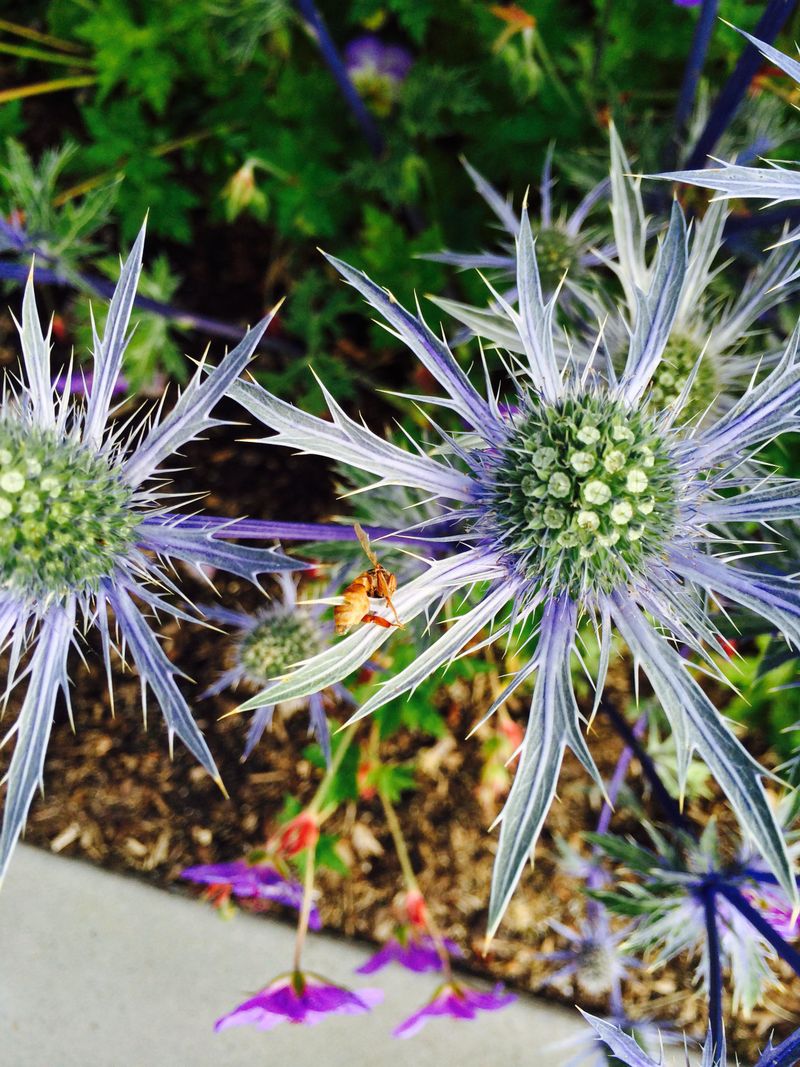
0,226,302,881
180,857,321,928
356,929,461,975
426,155,614,341
202,571,346,761
605,126,800,423
344,35,412,116
226,161,800,939
214,971,382,1032
540,916,638,999
393,981,516,1039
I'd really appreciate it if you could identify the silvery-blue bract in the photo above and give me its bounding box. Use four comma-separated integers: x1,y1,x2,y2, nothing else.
0,224,302,881
223,180,800,935
425,153,614,347
438,127,800,423
658,31,800,238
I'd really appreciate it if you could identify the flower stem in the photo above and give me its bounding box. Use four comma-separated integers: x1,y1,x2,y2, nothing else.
379,786,452,980
702,886,726,1067
379,787,419,894
594,711,647,839
717,882,800,979
682,0,796,171
308,721,358,819
294,0,384,157
293,839,317,972
141,513,458,550
671,0,719,152
600,699,691,831
759,1026,800,1067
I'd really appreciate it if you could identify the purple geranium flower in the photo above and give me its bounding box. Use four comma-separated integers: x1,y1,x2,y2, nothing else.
393,981,516,1039
357,930,462,974
181,859,321,929
344,35,413,116
215,972,383,1032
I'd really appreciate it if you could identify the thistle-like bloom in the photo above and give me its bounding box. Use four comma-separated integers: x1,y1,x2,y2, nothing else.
0,226,301,881
597,821,795,1017
202,571,351,762
344,35,413,116
180,858,321,929
214,972,382,1032
426,155,613,344
225,193,800,937
356,929,461,975
603,127,800,422
658,31,800,224
539,915,638,999
392,981,516,1039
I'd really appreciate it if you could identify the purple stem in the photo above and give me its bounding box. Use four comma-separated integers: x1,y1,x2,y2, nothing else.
600,699,691,831
294,0,384,157
141,514,454,549
585,711,647,1019
757,1026,800,1067
717,882,800,978
595,712,647,839
672,0,719,148
0,260,301,356
682,0,797,171
702,886,726,1067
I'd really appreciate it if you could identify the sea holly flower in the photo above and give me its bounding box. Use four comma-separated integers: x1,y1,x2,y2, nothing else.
202,571,353,762
657,30,800,226
603,126,800,422
0,226,303,881
344,35,413,116
592,821,794,1016
214,971,382,1032
356,929,461,975
393,981,516,1039
539,915,638,999
225,191,800,938
425,154,614,343
180,857,321,929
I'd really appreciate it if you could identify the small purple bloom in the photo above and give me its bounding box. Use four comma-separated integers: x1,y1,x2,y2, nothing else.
742,883,800,941
344,35,413,115
356,931,462,974
393,981,516,1039
214,972,383,1032
180,859,321,929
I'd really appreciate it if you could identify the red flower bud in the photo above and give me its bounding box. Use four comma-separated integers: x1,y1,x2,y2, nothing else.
405,889,428,929
274,811,319,857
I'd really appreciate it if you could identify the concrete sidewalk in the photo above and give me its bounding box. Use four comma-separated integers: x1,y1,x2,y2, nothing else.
0,846,685,1066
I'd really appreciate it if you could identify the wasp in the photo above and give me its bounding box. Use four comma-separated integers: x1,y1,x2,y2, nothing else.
334,523,403,636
